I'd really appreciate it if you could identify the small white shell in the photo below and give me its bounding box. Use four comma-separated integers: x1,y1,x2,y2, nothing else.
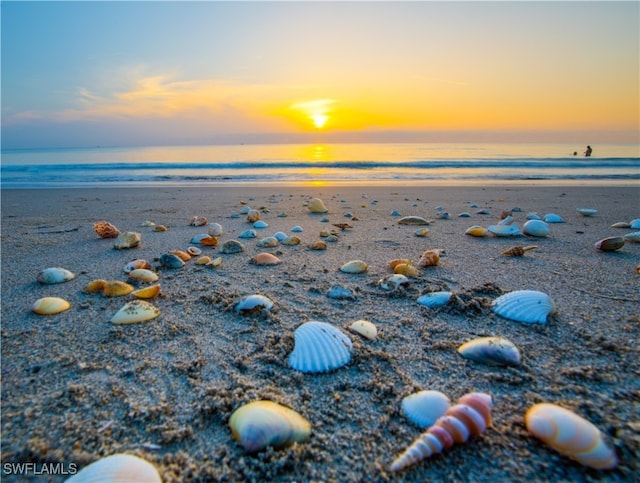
235,294,274,315
65,453,162,483
288,321,353,373
487,224,523,237
340,260,368,274
544,213,564,223
37,267,75,284
401,390,451,428
349,320,377,340
576,208,597,217
417,291,452,308
523,219,550,237
110,300,160,325
457,336,521,366
491,290,555,324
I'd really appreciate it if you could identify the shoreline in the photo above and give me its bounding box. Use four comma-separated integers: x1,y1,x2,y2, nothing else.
1,185,638,481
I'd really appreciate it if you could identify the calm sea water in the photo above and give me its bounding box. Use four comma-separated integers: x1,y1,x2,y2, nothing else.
1,143,638,188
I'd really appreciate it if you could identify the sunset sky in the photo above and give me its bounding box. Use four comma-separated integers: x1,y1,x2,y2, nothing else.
2,1,638,149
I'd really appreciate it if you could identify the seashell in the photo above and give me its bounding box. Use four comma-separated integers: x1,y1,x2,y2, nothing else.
190,216,208,226
170,250,192,261
229,400,311,453
187,246,202,256
141,220,155,227
401,390,451,429
502,245,538,256
417,291,452,308
114,231,141,249
491,290,555,324
257,236,278,248
191,233,211,244
236,294,274,315
238,229,257,239
327,285,356,300
239,204,251,213
487,224,523,237
251,252,282,266
288,321,353,373
457,336,521,366
291,225,304,232
307,198,328,213
65,453,162,483
394,263,419,278
417,249,440,268
273,231,288,241
102,280,135,297
414,228,430,237
246,209,261,223
457,212,471,218
333,223,353,230
390,392,493,472
388,259,412,269
325,235,339,242
37,267,75,284
208,222,224,237
340,260,368,274
153,225,168,232
391,210,402,216
398,216,431,225
623,231,640,243
378,274,410,291
207,256,223,268
253,220,269,229
526,212,542,220
199,235,219,247
523,219,550,237
436,211,450,220
499,215,513,225
195,255,212,265
220,239,245,254
544,213,564,223
349,320,377,340
123,259,150,273
310,240,327,250
525,403,618,470
476,209,490,215
630,218,640,229
127,269,159,283
32,297,71,315
159,253,185,268
594,236,625,252
611,222,631,228
281,235,301,246
465,226,489,237
576,208,597,217
132,284,160,299
83,279,107,293
93,221,120,239
111,300,160,325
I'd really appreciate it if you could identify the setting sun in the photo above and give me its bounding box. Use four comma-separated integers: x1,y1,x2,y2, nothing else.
290,99,334,130
311,114,328,129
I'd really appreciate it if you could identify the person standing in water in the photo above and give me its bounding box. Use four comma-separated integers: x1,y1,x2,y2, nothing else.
584,145,592,157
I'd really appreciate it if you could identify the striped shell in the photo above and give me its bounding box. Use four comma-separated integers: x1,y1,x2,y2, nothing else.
229,400,311,453
523,219,550,237
401,390,451,429
457,336,521,366
491,290,555,324
288,321,353,373
32,297,71,315
66,453,161,483
525,403,618,470
390,392,492,472
110,300,160,325
235,294,274,315
37,267,75,284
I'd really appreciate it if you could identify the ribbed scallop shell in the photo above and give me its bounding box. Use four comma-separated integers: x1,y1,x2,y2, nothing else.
457,336,521,366
235,294,274,315
525,403,618,470
491,290,555,324
523,219,550,237
401,390,451,429
307,198,328,213
288,321,353,373
32,297,71,315
390,392,492,472
66,453,161,483
37,267,76,284
417,291,452,308
229,400,311,453
340,260,368,274
93,221,120,239
113,231,141,249
110,300,160,325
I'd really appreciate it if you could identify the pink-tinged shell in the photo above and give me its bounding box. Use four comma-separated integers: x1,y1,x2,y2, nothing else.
65,453,161,483
93,221,120,239
251,252,282,266
32,297,71,315
390,392,492,472
525,403,618,470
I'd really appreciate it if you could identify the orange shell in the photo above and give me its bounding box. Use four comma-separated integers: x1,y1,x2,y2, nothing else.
132,284,161,299
84,279,107,293
394,263,419,278
388,259,412,269
94,221,120,238
418,250,440,268
199,236,219,246
170,250,192,261
251,252,282,266
153,225,169,232
102,280,135,297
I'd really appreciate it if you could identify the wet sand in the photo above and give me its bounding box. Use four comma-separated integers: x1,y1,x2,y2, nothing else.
1,185,639,482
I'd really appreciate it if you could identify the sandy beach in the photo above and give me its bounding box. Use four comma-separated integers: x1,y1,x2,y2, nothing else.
1,185,638,482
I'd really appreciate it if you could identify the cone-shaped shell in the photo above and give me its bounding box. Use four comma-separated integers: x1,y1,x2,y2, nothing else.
398,216,431,225
229,400,311,453
32,297,71,315
417,250,440,268
525,403,618,470
132,284,161,299
523,220,550,237
502,245,538,257
349,320,377,340
491,290,555,324
93,221,120,239
127,269,159,283
458,336,521,366
114,231,141,249
594,236,625,252
251,252,282,266
340,260,368,274
236,294,274,315
465,226,489,237
111,300,160,325
65,453,161,483
102,280,135,297
37,267,76,284
308,198,328,213
123,259,150,273
401,390,451,429
288,321,353,373
220,239,245,254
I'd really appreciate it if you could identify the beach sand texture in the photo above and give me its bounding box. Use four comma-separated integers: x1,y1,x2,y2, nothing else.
1,186,638,482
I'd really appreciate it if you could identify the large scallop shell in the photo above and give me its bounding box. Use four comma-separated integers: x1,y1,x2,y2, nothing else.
110,300,160,325
235,294,274,315
594,236,625,252
32,297,71,315
307,197,328,213
457,336,521,366
525,403,618,470
523,219,550,237
113,231,141,249
401,390,451,429
229,400,311,453
37,267,75,284
340,260,368,274
65,453,161,483
491,290,555,324
288,321,353,373
93,221,120,239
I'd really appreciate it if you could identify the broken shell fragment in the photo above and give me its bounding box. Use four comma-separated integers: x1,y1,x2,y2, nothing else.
594,236,625,252
307,197,329,213
37,267,76,284
488,224,523,237
457,336,521,366
340,260,368,274
32,297,71,315
93,221,120,239
132,284,161,299
491,290,555,324
111,300,160,325
288,321,353,373
378,274,410,291
236,294,274,315
127,269,159,283
349,319,377,340
502,245,538,257
251,252,282,266
114,231,141,249
195,255,212,265
401,390,451,429
208,256,223,267
398,216,431,225
65,453,162,483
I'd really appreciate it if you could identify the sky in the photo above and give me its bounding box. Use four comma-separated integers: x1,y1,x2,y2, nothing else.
2,1,639,149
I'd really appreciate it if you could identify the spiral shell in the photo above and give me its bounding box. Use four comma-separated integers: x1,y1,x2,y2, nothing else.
401,390,451,429
502,245,538,257
491,290,555,324
32,297,71,315
93,221,120,239
65,453,161,483
525,403,618,469
457,336,521,366
113,231,141,250
288,321,353,373
390,392,492,472
229,400,311,453
307,197,328,213
37,267,75,284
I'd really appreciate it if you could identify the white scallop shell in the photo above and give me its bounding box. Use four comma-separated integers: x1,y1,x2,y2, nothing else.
37,267,75,284
401,390,451,429
487,224,523,237
66,453,162,483
576,208,597,217
288,321,353,373
544,213,564,223
349,319,377,340
523,219,550,237
491,290,555,324
235,294,274,315
416,291,452,308
623,231,640,243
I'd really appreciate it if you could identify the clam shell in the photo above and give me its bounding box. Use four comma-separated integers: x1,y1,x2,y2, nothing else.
576,208,597,217
208,222,224,237
525,403,618,470
487,224,523,237
544,213,564,223
388,259,412,269
340,260,368,274
102,280,135,297
401,390,451,429
398,216,431,225
291,225,304,233
170,250,192,261
111,300,160,325
191,233,215,244
229,400,311,453
394,263,419,277
199,235,219,246
288,321,353,373
623,231,640,243
457,336,521,366
491,290,555,324
195,255,212,265
610,222,631,228
309,240,327,250
246,209,261,223
349,319,377,340
273,231,288,241
220,239,245,254
327,285,356,300
187,246,202,256
32,297,71,315
127,269,159,283
417,291,452,308
123,259,150,273
236,294,274,315
132,284,161,299
93,221,120,239
113,231,141,249
65,453,161,483
594,236,625,252
523,219,550,237
83,279,107,293
37,267,75,284
257,236,279,247
251,252,282,266
160,253,185,268
465,226,489,237
307,197,328,213
378,274,410,291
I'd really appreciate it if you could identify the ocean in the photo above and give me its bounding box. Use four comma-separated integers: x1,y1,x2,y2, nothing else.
1,142,638,189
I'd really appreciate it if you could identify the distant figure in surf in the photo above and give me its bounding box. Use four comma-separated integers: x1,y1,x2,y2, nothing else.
584,145,592,157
